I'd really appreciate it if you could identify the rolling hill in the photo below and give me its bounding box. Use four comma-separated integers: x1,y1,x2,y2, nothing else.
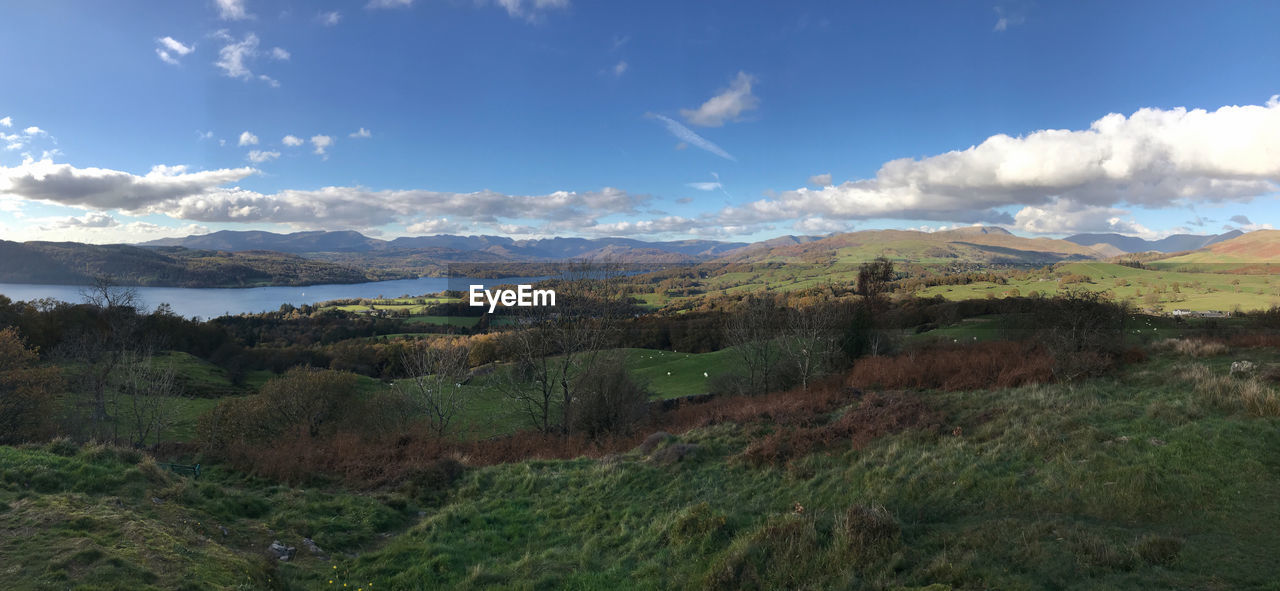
0,241,397,287
718,226,1103,265
1064,230,1241,253
1151,229,1280,264
142,230,747,260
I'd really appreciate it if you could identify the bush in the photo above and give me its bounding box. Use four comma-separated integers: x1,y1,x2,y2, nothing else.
567,354,650,438
198,367,360,450
1030,289,1127,378
707,372,751,397
0,327,61,444
846,341,1054,391
741,392,944,466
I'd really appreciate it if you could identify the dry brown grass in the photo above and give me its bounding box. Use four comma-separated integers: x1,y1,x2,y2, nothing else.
1151,338,1229,357
741,392,945,466
1177,363,1280,417
846,341,1055,391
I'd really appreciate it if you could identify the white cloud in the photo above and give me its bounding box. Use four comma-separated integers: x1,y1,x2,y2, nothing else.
150,185,649,232
613,61,628,77
575,215,705,237
808,173,832,187
718,98,1280,229
40,211,121,230
281,135,304,147
213,31,280,86
310,135,334,156
238,131,258,146
405,218,465,234
349,127,372,139
993,6,1026,32
0,159,257,211
1012,199,1155,237
494,0,569,20
680,71,759,127
247,150,280,163
0,117,10,128
319,11,341,25
792,217,852,234
196,130,215,141
687,182,722,191
214,30,258,79
15,219,212,244
2,125,50,152
215,0,249,20
648,114,735,161
367,0,413,8
155,36,194,65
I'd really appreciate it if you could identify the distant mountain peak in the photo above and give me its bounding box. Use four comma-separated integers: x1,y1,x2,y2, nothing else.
937,226,1013,236
1062,231,1239,254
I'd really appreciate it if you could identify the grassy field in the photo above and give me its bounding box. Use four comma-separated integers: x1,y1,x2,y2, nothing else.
8,343,1279,589
0,442,424,590
385,347,745,438
915,262,1280,312
285,347,1280,589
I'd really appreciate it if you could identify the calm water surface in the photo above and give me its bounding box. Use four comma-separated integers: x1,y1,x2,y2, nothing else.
0,276,546,319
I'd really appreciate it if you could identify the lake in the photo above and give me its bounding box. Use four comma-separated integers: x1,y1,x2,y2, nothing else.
0,276,548,319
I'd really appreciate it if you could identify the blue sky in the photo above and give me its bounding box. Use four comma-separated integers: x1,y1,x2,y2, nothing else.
1,0,1278,243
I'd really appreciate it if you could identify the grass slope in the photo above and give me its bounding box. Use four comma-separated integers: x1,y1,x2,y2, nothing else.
0,441,423,591
915,262,1280,312
290,352,1280,589
7,347,1280,589
1155,229,1280,264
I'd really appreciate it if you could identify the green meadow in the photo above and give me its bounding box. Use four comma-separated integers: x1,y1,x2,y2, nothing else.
7,343,1280,590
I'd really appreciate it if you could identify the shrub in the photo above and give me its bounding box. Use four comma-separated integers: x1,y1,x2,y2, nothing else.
198,367,364,451
845,341,1054,392
707,372,751,397
567,354,650,438
0,327,61,443
741,392,944,466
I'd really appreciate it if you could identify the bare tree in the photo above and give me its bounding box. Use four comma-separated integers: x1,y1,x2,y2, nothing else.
63,276,143,438
397,342,472,437
113,351,185,448
724,294,783,395
782,304,842,390
498,261,626,433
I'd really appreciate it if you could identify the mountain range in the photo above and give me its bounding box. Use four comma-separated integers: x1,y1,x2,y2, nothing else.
1061,230,1242,254
0,228,1273,288
142,231,747,260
